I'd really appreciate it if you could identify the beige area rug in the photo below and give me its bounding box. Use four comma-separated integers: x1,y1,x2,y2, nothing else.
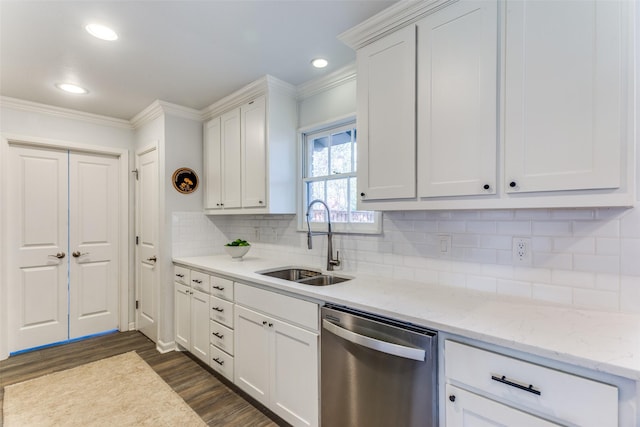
2,351,207,427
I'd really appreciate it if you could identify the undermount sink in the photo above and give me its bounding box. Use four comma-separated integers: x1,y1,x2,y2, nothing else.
296,274,350,286
258,267,351,286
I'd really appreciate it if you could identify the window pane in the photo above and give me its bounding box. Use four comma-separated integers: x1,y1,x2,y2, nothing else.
330,130,353,174
309,136,329,177
350,177,374,223
327,178,348,223
307,181,325,208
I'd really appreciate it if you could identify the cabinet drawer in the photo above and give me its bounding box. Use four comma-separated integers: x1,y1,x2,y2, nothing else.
235,283,318,331
210,296,234,328
211,276,234,301
190,270,210,293
210,320,234,355
210,345,234,382
174,266,190,285
445,340,618,427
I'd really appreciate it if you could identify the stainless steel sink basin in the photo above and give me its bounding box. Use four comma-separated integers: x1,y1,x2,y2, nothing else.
296,274,350,286
257,267,351,286
259,267,321,281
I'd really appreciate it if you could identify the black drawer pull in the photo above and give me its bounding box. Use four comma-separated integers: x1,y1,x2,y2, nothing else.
212,332,224,339
212,307,224,312
212,285,225,291
491,374,541,396
192,279,202,284
176,274,184,278
212,357,224,366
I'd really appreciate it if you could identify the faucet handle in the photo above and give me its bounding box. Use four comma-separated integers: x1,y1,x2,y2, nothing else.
330,250,341,267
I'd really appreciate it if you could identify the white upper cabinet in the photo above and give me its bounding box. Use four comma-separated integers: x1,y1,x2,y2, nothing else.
357,24,416,201
340,0,635,210
504,0,624,194
417,0,498,197
221,108,242,209
241,96,267,208
203,76,297,214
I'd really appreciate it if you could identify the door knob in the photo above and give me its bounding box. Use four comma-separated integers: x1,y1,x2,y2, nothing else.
48,252,66,259
147,256,157,262
72,251,89,258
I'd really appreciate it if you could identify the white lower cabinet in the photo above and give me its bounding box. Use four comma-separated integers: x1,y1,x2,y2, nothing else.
446,384,560,427
174,282,209,364
444,340,618,427
234,284,319,427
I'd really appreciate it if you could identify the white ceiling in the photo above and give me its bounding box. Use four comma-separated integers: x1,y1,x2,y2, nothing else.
0,0,396,120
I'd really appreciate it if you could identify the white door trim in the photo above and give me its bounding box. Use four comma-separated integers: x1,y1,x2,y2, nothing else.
0,133,130,360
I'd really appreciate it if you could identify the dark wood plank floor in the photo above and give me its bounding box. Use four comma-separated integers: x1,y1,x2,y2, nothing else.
0,331,287,427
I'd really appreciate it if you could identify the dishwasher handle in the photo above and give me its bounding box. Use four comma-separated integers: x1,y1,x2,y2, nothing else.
322,319,426,361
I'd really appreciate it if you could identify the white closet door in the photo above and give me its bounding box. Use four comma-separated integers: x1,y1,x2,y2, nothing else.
7,145,69,351
68,152,119,338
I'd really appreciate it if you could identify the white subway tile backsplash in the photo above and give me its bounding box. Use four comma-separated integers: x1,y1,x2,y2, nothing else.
551,270,595,289
552,237,595,254
573,288,619,311
532,283,573,305
497,279,532,298
573,254,620,275
532,221,572,236
172,206,640,314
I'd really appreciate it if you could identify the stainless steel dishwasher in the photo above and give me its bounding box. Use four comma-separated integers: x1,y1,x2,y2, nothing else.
321,304,438,427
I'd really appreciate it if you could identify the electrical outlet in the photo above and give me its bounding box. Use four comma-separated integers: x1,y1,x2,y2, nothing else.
439,234,451,255
512,237,532,265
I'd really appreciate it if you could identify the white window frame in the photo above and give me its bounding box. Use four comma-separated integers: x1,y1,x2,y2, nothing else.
298,117,382,235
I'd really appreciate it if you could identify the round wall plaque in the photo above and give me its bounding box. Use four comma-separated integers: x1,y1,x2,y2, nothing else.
172,168,199,194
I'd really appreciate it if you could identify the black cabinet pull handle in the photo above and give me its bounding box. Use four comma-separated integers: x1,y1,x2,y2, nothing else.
509,181,517,188
176,274,184,278
212,332,224,339
483,184,490,190
491,374,541,395
212,307,224,312
192,279,202,284
360,192,366,197
212,357,224,366
212,285,225,291
449,395,456,402
262,321,268,325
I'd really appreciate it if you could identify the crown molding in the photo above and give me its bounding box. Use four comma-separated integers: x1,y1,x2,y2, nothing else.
296,62,357,100
201,75,296,121
0,96,133,130
338,0,456,50
130,100,202,129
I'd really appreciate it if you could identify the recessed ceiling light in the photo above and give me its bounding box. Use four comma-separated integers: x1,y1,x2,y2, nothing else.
311,58,328,69
85,23,118,41
55,83,89,95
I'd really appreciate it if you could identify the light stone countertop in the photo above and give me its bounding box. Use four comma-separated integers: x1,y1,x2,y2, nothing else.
173,254,640,382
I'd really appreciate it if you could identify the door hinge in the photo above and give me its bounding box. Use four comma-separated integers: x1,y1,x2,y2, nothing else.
135,300,139,309
135,236,139,245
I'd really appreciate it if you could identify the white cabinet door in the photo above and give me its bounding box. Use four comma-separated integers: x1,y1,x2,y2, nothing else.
417,0,498,197
174,283,191,349
504,0,624,193
221,108,242,208
190,289,210,364
357,24,416,201
446,384,561,427
234,305,270,406
241,96,267,208
270,316,318,427
204,117,222,209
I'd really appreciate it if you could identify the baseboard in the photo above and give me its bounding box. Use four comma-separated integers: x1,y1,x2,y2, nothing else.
128,322,136,331
156,339,175,354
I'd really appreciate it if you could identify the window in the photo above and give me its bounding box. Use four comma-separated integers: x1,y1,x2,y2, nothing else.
301,121,381,234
